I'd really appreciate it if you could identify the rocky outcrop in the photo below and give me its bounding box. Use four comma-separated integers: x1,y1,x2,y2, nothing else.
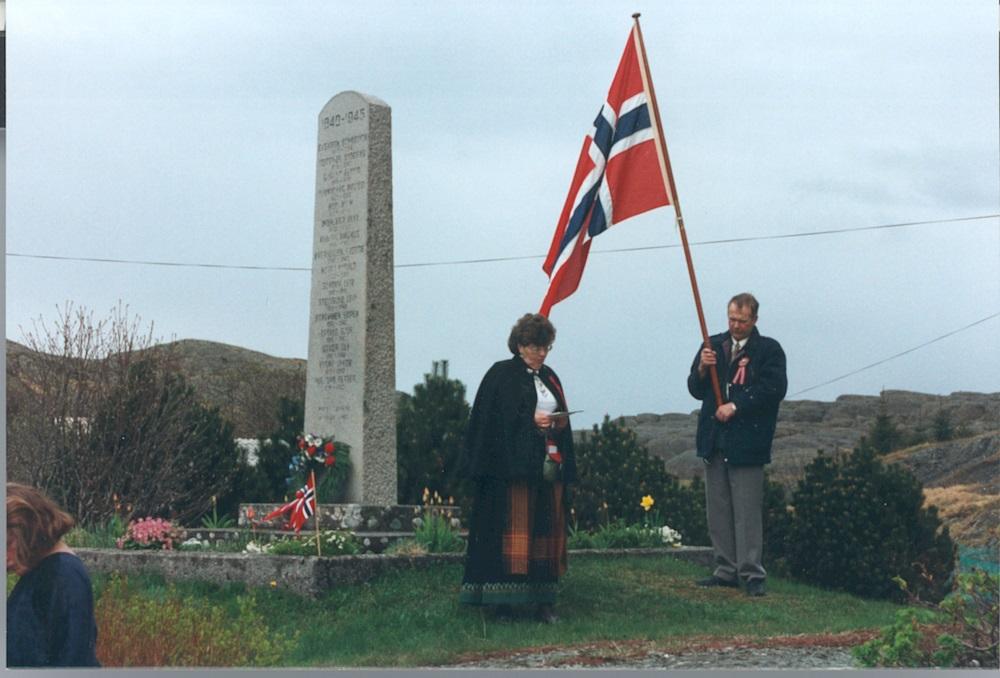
594,391,999,487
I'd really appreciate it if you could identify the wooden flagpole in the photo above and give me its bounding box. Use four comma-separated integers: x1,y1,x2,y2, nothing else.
631,13,725,408
311,470,322,557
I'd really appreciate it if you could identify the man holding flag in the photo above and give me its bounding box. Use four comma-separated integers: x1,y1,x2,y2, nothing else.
688,293,787,597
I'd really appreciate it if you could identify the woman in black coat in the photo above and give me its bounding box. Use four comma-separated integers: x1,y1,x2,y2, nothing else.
458,313,576,623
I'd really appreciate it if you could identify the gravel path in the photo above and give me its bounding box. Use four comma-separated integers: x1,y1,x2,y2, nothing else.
449,645,857,669
445,634,878,670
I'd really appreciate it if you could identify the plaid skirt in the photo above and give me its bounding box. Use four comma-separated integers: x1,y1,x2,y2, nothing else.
459,477,568,606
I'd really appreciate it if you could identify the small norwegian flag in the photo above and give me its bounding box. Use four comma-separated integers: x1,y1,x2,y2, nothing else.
263,474,316,533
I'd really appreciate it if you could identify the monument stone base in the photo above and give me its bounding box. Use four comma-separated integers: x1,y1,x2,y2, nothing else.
239,503,461,533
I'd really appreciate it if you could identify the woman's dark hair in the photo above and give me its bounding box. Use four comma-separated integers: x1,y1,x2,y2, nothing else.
507,313,556,355
6,483,75,573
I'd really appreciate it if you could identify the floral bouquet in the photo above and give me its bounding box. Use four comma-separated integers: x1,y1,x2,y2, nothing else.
287,434,351,504
116,517,185,550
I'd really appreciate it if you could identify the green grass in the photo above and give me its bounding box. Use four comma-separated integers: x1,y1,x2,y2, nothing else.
82,554,901,667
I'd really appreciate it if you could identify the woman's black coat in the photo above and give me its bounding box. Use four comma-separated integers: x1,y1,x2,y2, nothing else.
461,355,577,483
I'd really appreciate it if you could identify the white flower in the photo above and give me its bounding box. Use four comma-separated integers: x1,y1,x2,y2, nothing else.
181,537,205,548
659,526,682,546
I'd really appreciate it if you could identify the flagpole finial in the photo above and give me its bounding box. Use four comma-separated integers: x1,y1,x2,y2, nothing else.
632,12,641,19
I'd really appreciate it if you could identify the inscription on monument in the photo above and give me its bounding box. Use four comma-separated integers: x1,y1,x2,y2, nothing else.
311,129,367,424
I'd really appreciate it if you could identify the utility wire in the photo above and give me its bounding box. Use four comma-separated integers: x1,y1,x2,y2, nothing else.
6,214,997,272
791,312,1000,397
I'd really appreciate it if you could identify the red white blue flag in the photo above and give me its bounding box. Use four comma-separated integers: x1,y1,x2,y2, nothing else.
539,26,671,316
263,474,316,533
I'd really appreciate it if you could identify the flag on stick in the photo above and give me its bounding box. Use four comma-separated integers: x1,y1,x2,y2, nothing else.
263,474,316,534
540,15,725,408
539,25,672,316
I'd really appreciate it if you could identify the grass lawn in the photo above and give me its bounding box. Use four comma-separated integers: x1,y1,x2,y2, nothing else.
77,554,902,667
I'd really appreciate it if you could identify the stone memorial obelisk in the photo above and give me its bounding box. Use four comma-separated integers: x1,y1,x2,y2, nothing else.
305,91,396,505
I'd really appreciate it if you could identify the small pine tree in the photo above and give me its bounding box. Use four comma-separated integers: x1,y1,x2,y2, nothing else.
784,446,956,602
572,415,708,545
932,409,954,442
869,394,903,455
396,365,471,506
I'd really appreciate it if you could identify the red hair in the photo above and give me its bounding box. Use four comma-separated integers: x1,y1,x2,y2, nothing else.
6,483,75,573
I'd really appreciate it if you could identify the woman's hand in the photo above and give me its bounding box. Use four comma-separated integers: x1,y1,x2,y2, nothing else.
534,411,552,432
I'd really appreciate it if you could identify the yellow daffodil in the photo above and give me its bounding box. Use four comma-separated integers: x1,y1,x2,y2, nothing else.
640,495,655,512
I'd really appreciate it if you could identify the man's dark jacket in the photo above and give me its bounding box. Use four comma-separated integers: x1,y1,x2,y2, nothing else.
687,326,787,465
461,356,577,483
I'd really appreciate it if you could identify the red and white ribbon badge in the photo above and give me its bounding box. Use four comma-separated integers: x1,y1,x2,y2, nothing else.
732,356,750,385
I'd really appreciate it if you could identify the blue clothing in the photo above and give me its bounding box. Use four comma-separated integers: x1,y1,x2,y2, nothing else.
6,552,100,667
687,326,787,465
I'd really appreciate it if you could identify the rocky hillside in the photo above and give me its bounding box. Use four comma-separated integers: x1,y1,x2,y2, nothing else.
163,339,306,437
6,338,306,438
604,390,999,487
886,432,999,546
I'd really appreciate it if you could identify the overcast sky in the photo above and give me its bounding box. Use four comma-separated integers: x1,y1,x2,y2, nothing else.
6,1,998,428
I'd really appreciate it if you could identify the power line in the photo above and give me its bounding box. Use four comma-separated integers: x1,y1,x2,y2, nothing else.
791,312,1000,397
4,253,310,272
6,214,997,272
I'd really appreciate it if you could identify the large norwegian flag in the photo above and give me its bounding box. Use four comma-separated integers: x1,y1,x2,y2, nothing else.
539,26,671,316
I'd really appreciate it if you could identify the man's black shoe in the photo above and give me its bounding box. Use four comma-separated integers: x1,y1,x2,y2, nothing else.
696,575,739,588
745,579,767,597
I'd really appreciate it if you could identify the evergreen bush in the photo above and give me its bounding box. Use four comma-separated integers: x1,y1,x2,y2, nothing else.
571,415,708,545
396,369,471,507
783,446,956,602
761,476,793,575
247,397,305,502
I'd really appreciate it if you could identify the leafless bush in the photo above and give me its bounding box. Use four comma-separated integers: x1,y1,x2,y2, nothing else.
7,303,239,525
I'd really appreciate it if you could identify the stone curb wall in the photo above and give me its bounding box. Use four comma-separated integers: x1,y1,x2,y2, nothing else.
76,546,713,599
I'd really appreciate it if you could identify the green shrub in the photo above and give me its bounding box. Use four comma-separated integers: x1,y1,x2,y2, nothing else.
783,447,956,602
854,570,999,668
65,514,127,549
254,397,305,501
396,369,471,508
411,513,465,553
94,575,295,666
571,416,708,545
265,530,359,557
568,520,668,550
853,607,945,667
762,476,793,575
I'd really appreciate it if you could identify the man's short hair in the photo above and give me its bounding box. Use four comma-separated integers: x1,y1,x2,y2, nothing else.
728,292,759,319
